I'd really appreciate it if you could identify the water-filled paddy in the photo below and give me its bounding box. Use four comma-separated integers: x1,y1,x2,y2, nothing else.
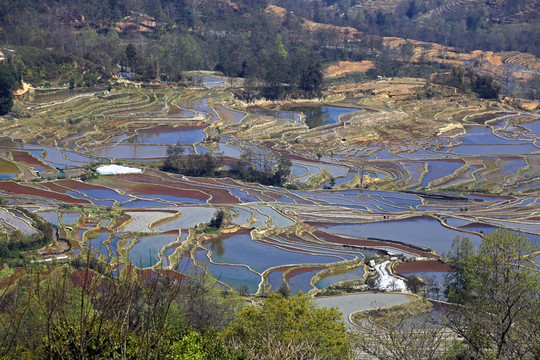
250,205,295,228
281,105,359,129
315,266,366,288
106,234,126,258
206,234,343,273
248,106,301,122
190,98,218,122
321,217,483,254
121,199,169,208
76,189,133,203
451,143,539,155
314,293,415,328
122,126,206,145
129,233,178,268
88,231,112,259
229,189,259,203
177,255,205,278
152,207,217,231
141,193,207,204
193,249,261,293
93,144,174,159
61,212,80,225
287,268,321,294
459,125,531,145
37,210,61,226
417,160,464,188
230,206,254,226
215,105,245,124
16,144,94,168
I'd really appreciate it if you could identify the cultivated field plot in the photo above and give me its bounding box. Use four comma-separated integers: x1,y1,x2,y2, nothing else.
1,85,539,294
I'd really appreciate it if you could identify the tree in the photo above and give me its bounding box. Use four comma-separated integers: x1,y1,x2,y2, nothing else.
444,229,540,359
472,74,500,99
405,275,424,294
300,63,323,95
125,44,137,71
0,65,19,115
208,209,225,229
222,293,351,359
163,143,185,172
444,236,474,303
354,306,446,360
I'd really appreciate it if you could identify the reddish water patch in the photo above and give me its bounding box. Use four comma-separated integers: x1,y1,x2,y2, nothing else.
41,182,69,193
159,269,188,282
262,190,285,200
395,261,450,274
216,178,242,186
135,268,187,282
187,177,223,185
284,266,324,281
467,193,515,201
113,214,131,230
460,222,496,230
269,265,295,273
0,182,91,204
11,151,56,171
115,173,239,204
55,179,108,190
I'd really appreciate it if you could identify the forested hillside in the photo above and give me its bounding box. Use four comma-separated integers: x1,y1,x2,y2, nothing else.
1,0,538,97
275,0,540,56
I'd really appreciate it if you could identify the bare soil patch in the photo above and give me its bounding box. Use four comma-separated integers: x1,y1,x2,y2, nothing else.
323,61,375,78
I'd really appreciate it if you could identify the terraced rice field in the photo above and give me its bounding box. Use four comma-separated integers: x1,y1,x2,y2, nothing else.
1,85,539,295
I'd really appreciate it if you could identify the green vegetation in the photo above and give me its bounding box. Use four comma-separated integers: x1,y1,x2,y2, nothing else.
0,64,19,115
444,230,540,359
0,208,54,266
222,292,351,359
436,67,501,99
208,209,225,230
279,0,540,56
0,264,245,359
0,264,351,359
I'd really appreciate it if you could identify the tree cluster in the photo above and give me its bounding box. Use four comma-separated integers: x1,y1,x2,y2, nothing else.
222,292,351,359
443,230,540,359
0,0,332,96
0,64,19,115
161,145,292,187
0,207,55,266
0,261,350,359
352,230,540,359
0,263,245,359
436,66,501,99
278,0,540,57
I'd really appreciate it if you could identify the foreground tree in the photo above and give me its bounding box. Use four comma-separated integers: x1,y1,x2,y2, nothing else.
354,306,446,360
222,293,351,360
0,258,244,359
445,229,540,359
